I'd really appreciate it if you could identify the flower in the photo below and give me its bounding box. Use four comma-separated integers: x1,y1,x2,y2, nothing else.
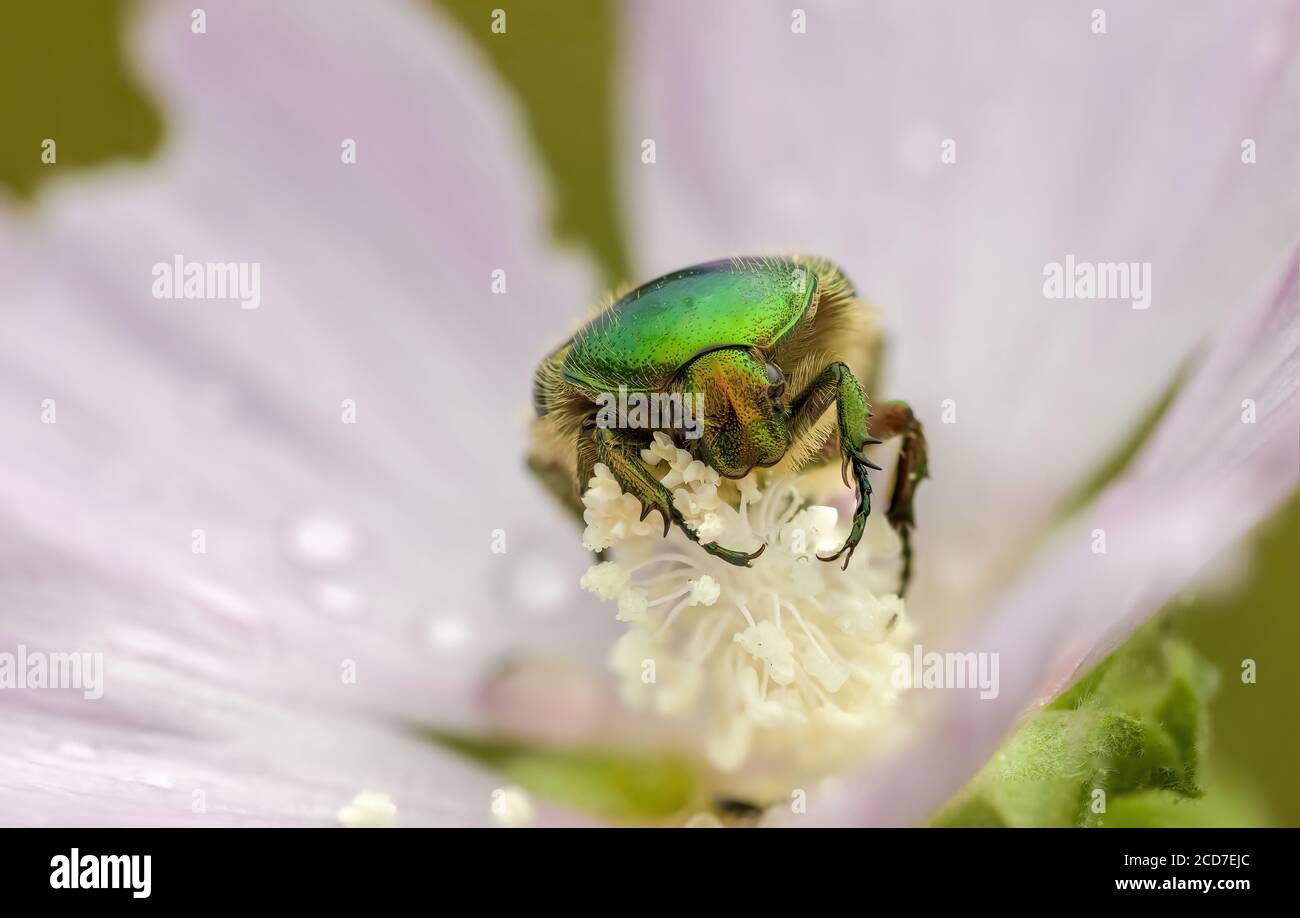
1,0,1297,826
582,435,917,791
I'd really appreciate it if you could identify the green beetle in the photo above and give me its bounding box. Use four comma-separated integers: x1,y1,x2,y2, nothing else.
530,256,928,590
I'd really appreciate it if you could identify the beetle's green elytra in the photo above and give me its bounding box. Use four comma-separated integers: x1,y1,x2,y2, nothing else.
562,257,815,393
530,256,928,590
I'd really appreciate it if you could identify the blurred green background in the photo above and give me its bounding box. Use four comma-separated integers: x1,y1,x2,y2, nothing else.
2,0,1295,825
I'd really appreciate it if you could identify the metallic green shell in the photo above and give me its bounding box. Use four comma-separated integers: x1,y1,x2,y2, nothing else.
563,257,815,392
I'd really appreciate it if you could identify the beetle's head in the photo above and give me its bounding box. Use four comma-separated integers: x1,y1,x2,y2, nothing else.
682,348,790,478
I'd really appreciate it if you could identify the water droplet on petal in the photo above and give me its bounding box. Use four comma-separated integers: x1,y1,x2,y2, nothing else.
427,617,471,649
509,556,569,615
287,514,359,568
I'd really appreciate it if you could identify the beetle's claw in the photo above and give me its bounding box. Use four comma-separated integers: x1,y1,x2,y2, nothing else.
855,444,884,471
637,500,672,537
702,540,766,568
817,542,856,569
823,450,873,570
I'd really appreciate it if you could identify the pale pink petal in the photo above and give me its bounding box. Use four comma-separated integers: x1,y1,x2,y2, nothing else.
622,0,1300,616
1,0,607,822
816,240,1299,825
0,0,611,707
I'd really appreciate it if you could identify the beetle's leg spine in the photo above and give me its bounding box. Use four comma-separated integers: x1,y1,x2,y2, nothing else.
785,361,879,572
591,426,765,567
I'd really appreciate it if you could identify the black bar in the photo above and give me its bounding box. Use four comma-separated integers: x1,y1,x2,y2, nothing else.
0,827,1284,903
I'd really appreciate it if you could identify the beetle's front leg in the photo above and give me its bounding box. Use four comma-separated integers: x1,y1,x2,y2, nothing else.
588,426,765,568
787,362,882,572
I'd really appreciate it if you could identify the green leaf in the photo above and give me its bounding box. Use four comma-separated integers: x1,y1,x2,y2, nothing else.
933,621,1219,827
1102,778,1272,828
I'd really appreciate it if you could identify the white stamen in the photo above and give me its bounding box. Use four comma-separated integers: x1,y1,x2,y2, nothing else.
580,432,917,779
491,786,536,828
337,790,397,828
